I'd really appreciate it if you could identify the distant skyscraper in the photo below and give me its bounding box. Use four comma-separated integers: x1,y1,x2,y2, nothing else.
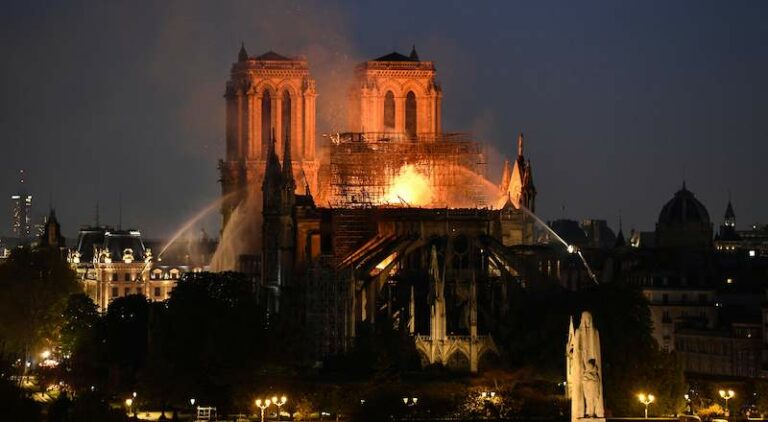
10,170,32,241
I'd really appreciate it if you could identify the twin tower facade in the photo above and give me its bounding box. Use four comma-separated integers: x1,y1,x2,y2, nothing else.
219,45,443,227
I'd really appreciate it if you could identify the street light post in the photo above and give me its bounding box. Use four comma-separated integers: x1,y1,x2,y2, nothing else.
125,398,134,418
719,389,735,417
272,395,287,421
638,393,655,418
256,398,271,422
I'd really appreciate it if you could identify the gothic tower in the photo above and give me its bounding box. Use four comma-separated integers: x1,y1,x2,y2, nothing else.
348,46,442,139
220,45,318,228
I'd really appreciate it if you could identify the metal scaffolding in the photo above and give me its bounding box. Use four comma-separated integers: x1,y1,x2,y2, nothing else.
327,132,490,208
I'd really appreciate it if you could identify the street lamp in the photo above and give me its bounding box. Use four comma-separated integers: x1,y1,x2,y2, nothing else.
719,389,735,417
402,397,418,407
272,395,287,421
125,398,134,416
638,393,655,418
255,398,271,422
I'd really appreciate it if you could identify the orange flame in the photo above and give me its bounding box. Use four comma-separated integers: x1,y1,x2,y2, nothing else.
386,165,433,206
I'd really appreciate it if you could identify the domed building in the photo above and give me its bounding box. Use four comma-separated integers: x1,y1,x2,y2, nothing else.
655,182,713,249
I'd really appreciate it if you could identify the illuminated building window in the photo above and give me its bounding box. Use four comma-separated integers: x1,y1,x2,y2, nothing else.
111,287,118,297
384,91,395,128
405,91,417,139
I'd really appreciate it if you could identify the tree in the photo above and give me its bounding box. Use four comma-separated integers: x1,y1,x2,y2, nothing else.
0,246,78,364
61,294,100,356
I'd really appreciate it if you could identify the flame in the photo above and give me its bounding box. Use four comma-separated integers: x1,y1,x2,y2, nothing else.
386,165,433,206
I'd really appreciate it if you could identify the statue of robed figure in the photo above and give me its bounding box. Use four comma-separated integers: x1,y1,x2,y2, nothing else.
566,311,605,422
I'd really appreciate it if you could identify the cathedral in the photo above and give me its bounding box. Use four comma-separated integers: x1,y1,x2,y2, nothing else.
218,45,538,372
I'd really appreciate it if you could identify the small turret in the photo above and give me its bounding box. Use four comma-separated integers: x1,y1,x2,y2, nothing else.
724,200,736,228
409,44,420,61
238,42,249,62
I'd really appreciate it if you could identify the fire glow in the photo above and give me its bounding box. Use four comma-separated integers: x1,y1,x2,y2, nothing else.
385,164,434,206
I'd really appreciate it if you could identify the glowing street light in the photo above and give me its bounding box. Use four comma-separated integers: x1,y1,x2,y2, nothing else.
403,397,419,407
190,398,196,406
638,393,655,418
255,398,272,422
125,398,134,416
272,395,287,421
719,389,735,417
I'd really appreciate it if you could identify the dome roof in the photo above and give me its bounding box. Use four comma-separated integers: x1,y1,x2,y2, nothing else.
658,184,710,226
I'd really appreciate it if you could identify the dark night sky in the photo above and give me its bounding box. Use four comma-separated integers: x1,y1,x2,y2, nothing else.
1,0,765,239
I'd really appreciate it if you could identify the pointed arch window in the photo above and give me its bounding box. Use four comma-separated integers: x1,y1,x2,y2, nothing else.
261,90,272,156
384,91,395,129
405,91,417,139
282,90,292,148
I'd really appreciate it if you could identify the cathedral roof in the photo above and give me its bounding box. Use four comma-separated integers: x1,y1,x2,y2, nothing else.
372,51,419,62
254,50,292,61
657,183,711,226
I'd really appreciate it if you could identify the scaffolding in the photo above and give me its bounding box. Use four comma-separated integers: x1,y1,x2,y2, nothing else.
327,132,490,208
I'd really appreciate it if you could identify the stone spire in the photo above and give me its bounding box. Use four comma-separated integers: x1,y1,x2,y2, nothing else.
262,128,283,208
409,44,419,61
238,42,248,62
281,128,296,193
724,200,736,228
499,158,511,193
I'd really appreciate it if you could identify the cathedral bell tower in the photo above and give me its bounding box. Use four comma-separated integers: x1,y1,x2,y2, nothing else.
348,46,442,139
220,45,317,228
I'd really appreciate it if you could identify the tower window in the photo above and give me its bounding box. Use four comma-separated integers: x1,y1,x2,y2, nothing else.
405,91,417,139
261,90,272,156
384,91,395,128
282,91,292,149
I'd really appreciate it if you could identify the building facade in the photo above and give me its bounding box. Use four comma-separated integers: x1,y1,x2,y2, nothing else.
69,226,200,311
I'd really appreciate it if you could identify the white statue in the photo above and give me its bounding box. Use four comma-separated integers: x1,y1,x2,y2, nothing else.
567,311,605,422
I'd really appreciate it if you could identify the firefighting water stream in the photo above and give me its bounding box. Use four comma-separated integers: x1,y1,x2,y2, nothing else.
142,192,238,274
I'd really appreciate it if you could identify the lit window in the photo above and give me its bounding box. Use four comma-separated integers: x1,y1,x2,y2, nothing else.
749,250,756,257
